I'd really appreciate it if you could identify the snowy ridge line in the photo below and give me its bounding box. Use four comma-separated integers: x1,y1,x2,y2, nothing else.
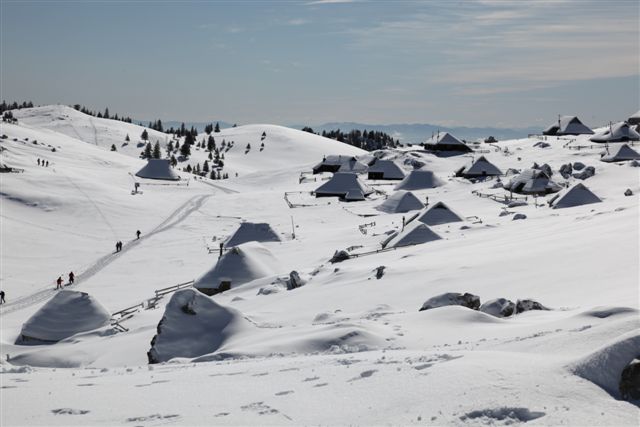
0,194,212,317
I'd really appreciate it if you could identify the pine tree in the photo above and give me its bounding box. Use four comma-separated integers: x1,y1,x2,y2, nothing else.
152,141,161,159
185,164,192,173
141,129,149,141
180,140,191,157
143,142,152,158
203,160,210,173
125,134,130,142
207,135,215,151
210,169,217,180
167,140,174,155
170,155,177,166
205,124,213,135
104,108,110,119
214,122,220,133
111,144,117,151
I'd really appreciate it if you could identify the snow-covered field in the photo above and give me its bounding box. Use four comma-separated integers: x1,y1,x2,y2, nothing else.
1,105,638,426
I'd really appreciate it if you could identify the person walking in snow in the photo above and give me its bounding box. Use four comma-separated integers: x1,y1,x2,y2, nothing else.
0,290,5,304
68,271,75,285
136,230,141,240
56,276,63,290
37,158,41,166
45,160,49,167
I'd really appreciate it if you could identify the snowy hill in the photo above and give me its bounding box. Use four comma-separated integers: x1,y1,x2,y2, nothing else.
1,109,639,426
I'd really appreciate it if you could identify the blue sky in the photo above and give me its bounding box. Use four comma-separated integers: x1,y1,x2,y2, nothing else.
1,0,638,128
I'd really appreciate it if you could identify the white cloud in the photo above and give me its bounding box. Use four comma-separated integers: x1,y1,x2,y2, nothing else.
287,18,310,26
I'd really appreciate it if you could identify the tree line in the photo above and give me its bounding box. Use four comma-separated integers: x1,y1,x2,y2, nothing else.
301,127,400,151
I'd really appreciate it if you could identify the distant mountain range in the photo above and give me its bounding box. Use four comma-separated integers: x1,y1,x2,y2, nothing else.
296,122,540,144
138,119,539,144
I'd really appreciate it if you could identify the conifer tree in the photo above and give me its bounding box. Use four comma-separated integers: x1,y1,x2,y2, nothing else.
111,144,117,151
214,122,220,133
143,142,152,158
152,141,161,159
180,140,191,157
141,129,149,141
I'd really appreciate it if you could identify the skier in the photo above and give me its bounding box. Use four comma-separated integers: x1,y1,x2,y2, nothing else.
56,276,63,290
402,216,406,230
0,290,5,304
136,230,141,240
45,160,49,167
68,271,75,285
37,158,41,166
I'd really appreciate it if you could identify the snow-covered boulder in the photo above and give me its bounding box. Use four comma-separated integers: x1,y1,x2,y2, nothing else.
419,292,480,312
572,166,595,180
19,290,110,343
572,161,586,171
512,213,527,220
479,298,516,317
147,289,247,363
515,299,549,314
620,359,640,400
559,163,573,178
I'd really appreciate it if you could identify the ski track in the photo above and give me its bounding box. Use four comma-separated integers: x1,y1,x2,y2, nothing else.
198,179,239,194
0,194,212,316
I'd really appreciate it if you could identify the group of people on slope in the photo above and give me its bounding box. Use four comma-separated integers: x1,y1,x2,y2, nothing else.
37,158,49,167
55,271,75,290
115,230,141,253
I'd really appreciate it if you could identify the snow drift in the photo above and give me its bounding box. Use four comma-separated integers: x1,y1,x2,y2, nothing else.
394,169,444,190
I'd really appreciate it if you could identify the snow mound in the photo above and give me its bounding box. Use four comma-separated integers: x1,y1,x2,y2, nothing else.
19,290,110,343
551,183,602,209
571,330,640,399
194,242,283,294
225,222,281,247
416,201,464,226
376,190,424,213
456,155,503,178
394,169,444,190
148,289,248,363
384,222,441,248
135,159,180,181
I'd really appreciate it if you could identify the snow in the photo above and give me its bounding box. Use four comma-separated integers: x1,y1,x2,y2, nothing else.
416,201,465,226
1,106,639,426
225,222,282,247
376,190,424,213
590,122,640,143
135,159,180,180
551,183,602,209
19,290,111,342
314,172,373,198
193,242,284,293
394,168,444,190
600,144,640,163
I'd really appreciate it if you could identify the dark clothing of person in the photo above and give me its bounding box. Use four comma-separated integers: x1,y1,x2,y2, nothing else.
46,161,49,167
56,276,63,290
68,272,75,284
136,230,141,239
37,159,41,166
0,290,5,304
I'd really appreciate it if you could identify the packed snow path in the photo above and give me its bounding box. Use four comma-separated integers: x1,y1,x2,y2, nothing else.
0,194,212,316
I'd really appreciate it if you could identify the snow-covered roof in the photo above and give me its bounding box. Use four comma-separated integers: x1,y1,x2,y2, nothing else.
424,132,466,147
416,201,464,226
376,190,424,213
20,290,111,342
590,122,640,143
628,110,640,125
543,116,593,135
367,159,406,180
503,169,562,195
337,158,368,173
135,159,180,181
394,169,444,190
194,242,283,291
314,172,373,198
225,222,281,247
384,222,441,248
600,144,640,163
147,289,246,363
458,156,503,177
551,183,602,209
